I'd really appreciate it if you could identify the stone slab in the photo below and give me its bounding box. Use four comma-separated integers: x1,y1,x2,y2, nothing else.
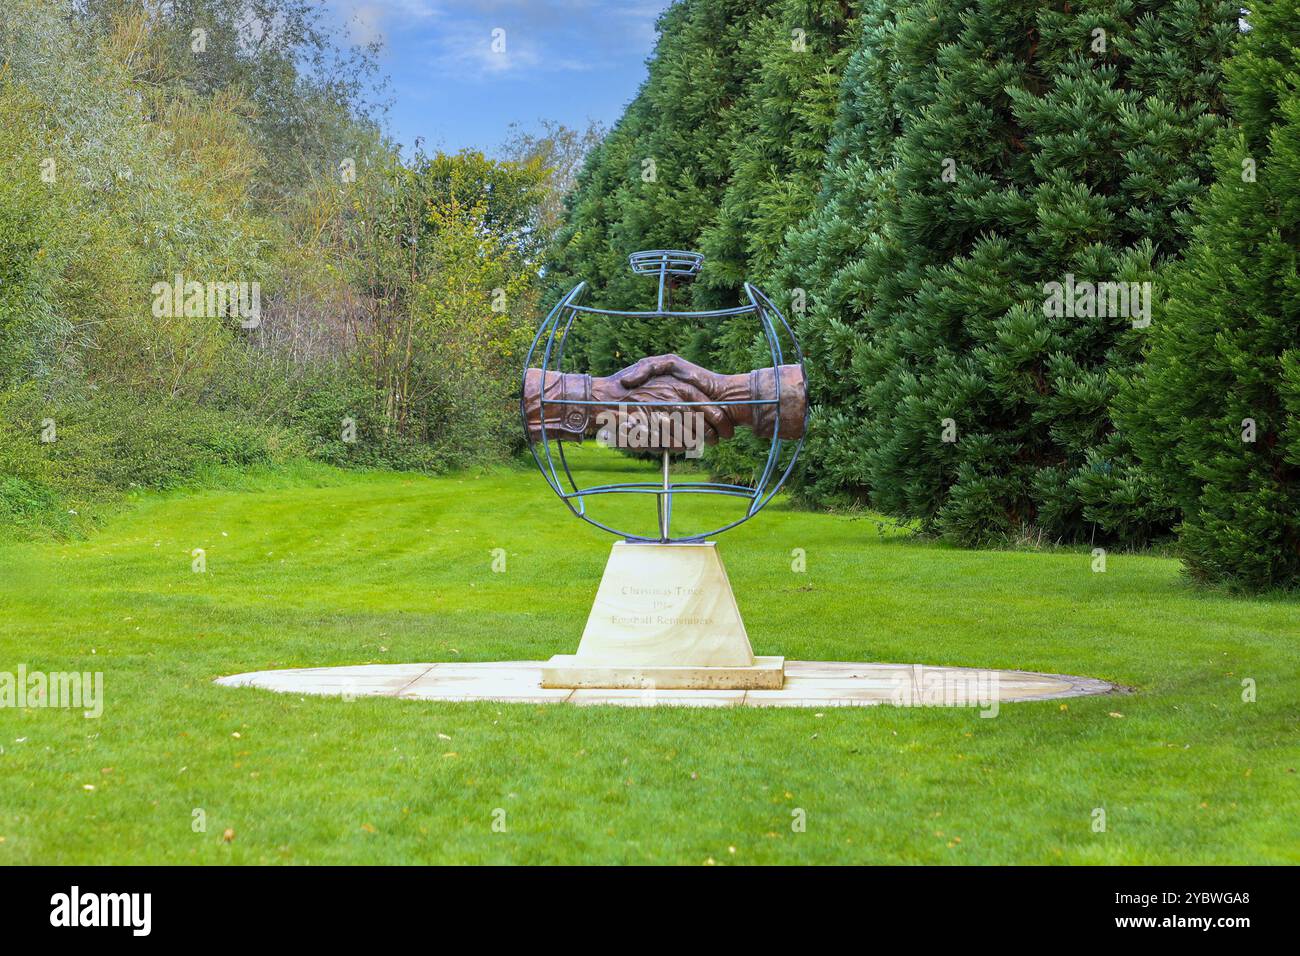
540,654,785,690
215,663,433,698
569,689,746,708
217,660,1118,708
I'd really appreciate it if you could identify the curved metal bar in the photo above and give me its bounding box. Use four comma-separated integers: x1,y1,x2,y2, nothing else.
567,510,648,539
628,249,704,276
753,441,806,514
748,284,808,391
548,287,591,510
525,283,587,516
670,510,775,543
568,304,757,319
744,282,785,517
553,436,586,515
563,487,753,499
522,284,584,500
576,480,754,490
566,481,755,496
551,398,777,408
747,283,809,514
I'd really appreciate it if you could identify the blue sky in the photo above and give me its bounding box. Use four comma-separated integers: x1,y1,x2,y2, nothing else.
323,0,675,156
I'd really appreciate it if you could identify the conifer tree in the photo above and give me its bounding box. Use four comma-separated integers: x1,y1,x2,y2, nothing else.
694,0,863,480
699,0,861,305
1117,1,1300,589
811,0,1237,543
775,0,961,502
545,0,859,379
544,0,767,376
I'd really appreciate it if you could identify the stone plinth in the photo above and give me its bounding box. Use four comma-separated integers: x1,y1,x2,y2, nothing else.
540,541,785,689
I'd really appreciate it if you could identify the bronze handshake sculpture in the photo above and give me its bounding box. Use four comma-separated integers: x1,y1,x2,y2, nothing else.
524,353,806,453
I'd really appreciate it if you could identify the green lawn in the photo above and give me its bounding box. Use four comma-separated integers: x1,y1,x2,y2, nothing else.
1,447,1297,864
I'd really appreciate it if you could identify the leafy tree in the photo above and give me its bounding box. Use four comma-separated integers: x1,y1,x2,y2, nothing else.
500,119,606,248
0,81,107,392
0,0,271,398
0,0,307,530
412,197,540,459
286,147,547,453
1117,1,1300,588
72,0,386,207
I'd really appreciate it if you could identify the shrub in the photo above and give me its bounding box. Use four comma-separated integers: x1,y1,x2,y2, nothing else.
0,386,303,534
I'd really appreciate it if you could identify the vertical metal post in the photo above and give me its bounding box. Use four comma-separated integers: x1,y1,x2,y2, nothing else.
659,450,672,542
656,253,669,313
657,255,672,541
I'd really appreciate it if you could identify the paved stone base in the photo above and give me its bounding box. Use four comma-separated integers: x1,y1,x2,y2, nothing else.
215,660,1116,708
540,654,784,689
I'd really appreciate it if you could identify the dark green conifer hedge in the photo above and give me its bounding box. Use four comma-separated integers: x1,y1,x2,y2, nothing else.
1118,0,1300,589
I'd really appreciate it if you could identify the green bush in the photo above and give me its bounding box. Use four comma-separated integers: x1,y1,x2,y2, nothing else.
0,387,304,534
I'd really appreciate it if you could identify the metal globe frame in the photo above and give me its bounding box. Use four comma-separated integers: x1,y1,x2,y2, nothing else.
521,250,807,543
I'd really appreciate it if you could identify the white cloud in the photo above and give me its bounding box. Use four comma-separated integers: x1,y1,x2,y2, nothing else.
327,0,671,80
425,23,579,80
327,0,440,48
422,1,669,80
